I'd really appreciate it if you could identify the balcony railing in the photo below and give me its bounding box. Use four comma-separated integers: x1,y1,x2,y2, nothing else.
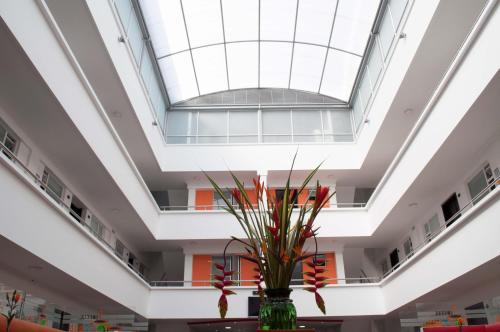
149,276,381,288
0,142,148,282
158,202,367,211
382,175,500,278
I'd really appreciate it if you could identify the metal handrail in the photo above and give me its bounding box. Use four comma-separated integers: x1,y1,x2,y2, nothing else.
159,202,367,211
0,142,149,282
382,175,499,278
149,276,381,287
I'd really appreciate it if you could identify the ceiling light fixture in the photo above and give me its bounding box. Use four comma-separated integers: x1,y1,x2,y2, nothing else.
403,108,414,115
409,202,418,208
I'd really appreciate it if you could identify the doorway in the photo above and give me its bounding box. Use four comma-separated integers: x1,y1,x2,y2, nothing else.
441,193,461,227
390,249,399,270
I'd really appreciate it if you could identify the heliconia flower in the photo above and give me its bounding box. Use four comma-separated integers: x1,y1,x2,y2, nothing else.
222,289,236,295
304,279,316,286
218,294,228,319
213,261,236,318
231,188,242,205
304,287,317,293
314,185,330,210
315,292,326,315
14,292,21,303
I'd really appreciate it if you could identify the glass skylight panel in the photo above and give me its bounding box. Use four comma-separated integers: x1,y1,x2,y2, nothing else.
330,0,379,55
289,44,325,92
222,0,259,42
260,42,293,88
226,42,258,89
260,0,297,41
182,0,223,48
158,51,198,103
295,0,338,46
140,0,188,57
192,45,228,95
140,0,381,104
320,50,361,101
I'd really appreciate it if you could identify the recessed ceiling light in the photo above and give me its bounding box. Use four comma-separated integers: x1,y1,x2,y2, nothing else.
225,327,232,330
409,202,418,207
299,325,306,328
403,108,414,115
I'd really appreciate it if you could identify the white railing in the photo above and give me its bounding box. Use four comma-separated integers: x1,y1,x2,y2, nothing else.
382,175,500,278
158,202,367,211
0,142,148,282
149,276,381,288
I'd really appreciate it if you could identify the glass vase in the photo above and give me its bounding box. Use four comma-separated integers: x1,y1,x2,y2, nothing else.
259,288,297,330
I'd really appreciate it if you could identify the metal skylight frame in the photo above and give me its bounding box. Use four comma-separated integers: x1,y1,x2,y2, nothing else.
138,0,382,105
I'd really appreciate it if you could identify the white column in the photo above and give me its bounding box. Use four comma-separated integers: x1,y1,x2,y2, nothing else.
258,169,268,205
329,183,337,207
183,254,193,287
187,186,196,210
335,250,346,284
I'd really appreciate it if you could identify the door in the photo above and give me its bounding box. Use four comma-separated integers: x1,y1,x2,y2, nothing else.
441,193,461,227
389,249,399,270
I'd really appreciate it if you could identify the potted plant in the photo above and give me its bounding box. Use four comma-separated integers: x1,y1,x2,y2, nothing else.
1,290,22,332
206,157,333,330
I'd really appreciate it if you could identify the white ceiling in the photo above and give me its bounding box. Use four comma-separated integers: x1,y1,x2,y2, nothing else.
139,0,380,103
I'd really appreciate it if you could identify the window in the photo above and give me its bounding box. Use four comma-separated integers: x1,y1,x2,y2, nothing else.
308,189,317,201
213,189,235,210
403,237,413,258
424,214,441,242
90,215,105,239
468,163,495,205
211,255,240,285
0,122,18,158
115,239,125,259
41,168,64,203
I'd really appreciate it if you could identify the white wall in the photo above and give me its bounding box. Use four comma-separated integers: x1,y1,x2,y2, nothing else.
0,0,160,235
367,0,500,238
0,158,150,316
382,190,500,312
381,136,500,272
156,208,371,240
147,285,385,319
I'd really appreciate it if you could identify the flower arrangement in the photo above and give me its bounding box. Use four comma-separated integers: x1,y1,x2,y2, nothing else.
205,157,334,323
1,290,22,332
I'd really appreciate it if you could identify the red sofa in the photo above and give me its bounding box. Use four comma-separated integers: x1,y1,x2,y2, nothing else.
0,317,63,332
424,324,500,332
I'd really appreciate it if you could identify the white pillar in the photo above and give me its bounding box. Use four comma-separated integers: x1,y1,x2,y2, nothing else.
183,254,193,287
258,170,268,205
329,183,337,207
335,250,346,284
187,187,196,210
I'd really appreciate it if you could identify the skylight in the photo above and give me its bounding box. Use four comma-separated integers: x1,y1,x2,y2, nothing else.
139,0,381,104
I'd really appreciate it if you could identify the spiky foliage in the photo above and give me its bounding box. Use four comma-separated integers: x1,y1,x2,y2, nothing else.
205,154,334,317
2,290,22,332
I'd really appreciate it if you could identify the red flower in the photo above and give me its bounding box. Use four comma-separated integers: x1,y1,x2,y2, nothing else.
213,261,236,319
218,294,228,319
314,185,329,210
231,189,242,205
14,293,21,303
